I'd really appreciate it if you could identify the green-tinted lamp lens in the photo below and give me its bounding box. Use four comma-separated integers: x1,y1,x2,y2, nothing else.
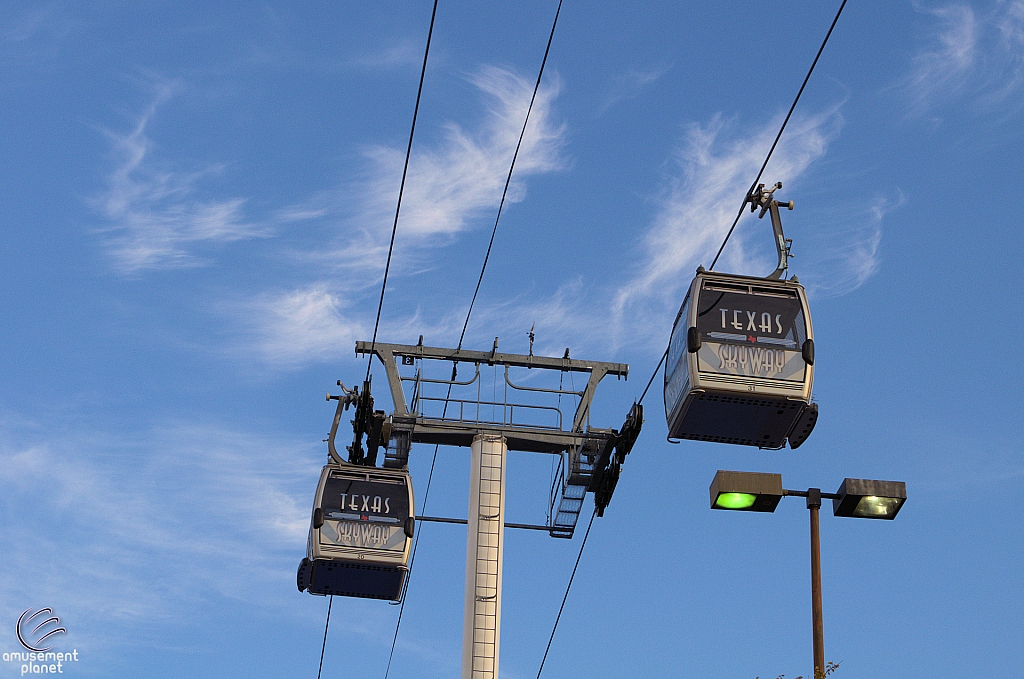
715,492,758,510
853,495,902,518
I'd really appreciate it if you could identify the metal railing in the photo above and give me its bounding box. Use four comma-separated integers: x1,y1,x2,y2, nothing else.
401,363,577,431
415,395,563,430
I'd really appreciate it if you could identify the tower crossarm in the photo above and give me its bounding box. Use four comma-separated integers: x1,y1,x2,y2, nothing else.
356,342,627,376
351,339,638,537
394,416,616,454
355,340,628,435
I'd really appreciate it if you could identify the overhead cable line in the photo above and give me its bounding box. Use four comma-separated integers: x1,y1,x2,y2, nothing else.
708,0,848,271
382,2,563,676
637,347,668,407
535,5,850,672
535,507,596,679
315,1,436,675
381,441,439,679
457,0,563,347
316,595,333,679
634,0,849,411
365,0,440,382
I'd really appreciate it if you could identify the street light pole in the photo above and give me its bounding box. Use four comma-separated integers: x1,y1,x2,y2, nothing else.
807,488,824,679
710,471,907,679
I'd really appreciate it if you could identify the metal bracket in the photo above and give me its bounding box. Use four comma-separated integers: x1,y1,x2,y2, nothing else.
326,377,388,467
746,181,795,280
590,402,644,516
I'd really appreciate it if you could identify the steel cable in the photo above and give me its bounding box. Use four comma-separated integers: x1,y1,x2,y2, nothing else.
316,595,333,679
708,0,848,271
638,347,668,407
365,0,440,381
382,438,440,679
315,2,437,675
457,0,563,347
636,0,849,412
381,2,564,675
535,507,596,679
535,7,850,674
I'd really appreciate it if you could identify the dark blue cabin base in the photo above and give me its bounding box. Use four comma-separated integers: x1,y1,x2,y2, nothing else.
668,392,814,449
297,557,407,601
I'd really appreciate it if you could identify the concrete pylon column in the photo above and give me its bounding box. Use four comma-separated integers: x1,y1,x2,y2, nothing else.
462,434,507,679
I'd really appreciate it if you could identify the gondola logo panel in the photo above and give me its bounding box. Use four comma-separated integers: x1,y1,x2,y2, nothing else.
320,520,406,550
696,289,805,344
695,288,807,381
697,343,805,381
319,476,410,552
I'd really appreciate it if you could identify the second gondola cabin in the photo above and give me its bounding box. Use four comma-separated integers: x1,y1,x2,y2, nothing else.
297,464,415,601
665,269,818,449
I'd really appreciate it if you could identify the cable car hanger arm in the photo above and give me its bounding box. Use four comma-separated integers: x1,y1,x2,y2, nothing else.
326,381,359,465
746,182,795,280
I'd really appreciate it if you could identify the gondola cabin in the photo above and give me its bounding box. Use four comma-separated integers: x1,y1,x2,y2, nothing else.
297,464,415,601
664,269,818,449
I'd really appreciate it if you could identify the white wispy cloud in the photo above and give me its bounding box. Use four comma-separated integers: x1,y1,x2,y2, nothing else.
95,83,267,274
610,109,843,348
798,191,903,299
0,420,319,642
3,3,60,43
907,1,1024,113
350,39,426,70
0,3,76,71
598,63,672,114
252,102,890,367
987,0,1024,104
247,284,369,367
908,2,978,107
281,65,567,274
242,70,884,370
241,282,473,369
247,66,567,365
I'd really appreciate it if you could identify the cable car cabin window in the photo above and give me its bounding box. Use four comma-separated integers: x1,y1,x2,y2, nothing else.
665,292,693,416
695,283,807,382
319,475,410,552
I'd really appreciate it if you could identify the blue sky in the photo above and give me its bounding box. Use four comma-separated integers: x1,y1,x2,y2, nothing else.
1,1,1023,678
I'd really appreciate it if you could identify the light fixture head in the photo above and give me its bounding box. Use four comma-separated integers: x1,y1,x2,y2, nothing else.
710,470,784,513
832,478,906,520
